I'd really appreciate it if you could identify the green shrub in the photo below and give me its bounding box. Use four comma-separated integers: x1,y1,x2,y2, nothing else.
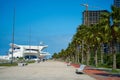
26,60,35,63
111,69,119,73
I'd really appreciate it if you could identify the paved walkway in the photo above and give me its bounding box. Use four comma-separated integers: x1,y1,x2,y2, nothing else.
0,60,95,80
71,63,120,80
84,67,120,80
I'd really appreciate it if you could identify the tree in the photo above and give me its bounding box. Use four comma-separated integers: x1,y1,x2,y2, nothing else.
99,11,111,65
53,6,120,69
111,6,120,69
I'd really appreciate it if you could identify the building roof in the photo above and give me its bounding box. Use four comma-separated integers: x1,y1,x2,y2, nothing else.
9,43,48,51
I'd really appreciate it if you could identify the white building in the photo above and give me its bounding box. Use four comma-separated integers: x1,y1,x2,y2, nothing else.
0,43,50,60
0,56,9,60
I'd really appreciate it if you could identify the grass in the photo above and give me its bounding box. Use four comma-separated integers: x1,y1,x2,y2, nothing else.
26,60,35,63
0,58,37,67
0,61,34,67
111,69,120,74
89,63,120,74
0,63,18,66
94,67,120,74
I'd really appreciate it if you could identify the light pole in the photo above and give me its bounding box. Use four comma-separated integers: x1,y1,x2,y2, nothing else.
29,25,31,59
11,3,16,64
81,4,89,26
80,4,89,63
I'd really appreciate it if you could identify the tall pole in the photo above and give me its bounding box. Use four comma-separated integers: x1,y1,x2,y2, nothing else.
81,4,89,26
11,2,16,64
80,4,89,63
29,25,31,59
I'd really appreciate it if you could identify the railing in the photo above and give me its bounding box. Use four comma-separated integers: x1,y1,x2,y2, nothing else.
24,50,38,54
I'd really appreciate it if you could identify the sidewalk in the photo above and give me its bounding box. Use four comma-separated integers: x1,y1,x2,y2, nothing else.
71,63,120,80
0,61,95,80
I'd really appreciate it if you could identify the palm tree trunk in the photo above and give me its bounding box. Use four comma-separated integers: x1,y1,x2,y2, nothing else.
75,52,78,63
113,52,116,69
95,47,98,67
77,48,79,63
69,55,72,62
78,50,80,63
111,41,117,69
78,45,80,63
81,40,84,64
101,51,104,64
77,45,80,63
101,44,104,64
113,45,117,69
81,51,84,64
73,53,76,63
87,45,90,65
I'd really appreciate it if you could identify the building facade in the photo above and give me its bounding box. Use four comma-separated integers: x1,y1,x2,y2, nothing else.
1,43,50,60
114,0,120,7
114,0,120,27
82,10,108,26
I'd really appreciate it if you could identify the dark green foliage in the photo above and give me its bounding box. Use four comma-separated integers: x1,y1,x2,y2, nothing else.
116,53,120,68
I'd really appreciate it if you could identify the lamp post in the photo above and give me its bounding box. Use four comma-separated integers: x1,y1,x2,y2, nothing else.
81,4,89,26
11,3,16,64
29,25,31,59
80,4,89,64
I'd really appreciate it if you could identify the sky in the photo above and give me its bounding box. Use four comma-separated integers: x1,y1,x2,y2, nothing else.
0,0,113,56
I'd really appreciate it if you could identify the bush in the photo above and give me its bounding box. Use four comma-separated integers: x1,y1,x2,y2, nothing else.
26,60,35,63
111,69,119,73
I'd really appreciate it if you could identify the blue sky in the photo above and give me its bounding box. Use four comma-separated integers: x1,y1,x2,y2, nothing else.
0,0,113,56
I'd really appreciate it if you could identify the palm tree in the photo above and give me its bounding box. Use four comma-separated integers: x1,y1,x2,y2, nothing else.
75,25,87,64
111,6,120,69
90,25,102,67
99,6,120,69
72,25,84,63
99,11,111,65
81,26,92,65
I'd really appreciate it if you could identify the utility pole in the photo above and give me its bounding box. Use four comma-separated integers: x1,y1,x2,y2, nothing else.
80,4,89,63
11,2,16,64
29,25,31,59
81,4,89,26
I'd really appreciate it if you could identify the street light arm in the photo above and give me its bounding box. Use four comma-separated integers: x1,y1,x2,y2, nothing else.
80,4,88,7
80,3,89,26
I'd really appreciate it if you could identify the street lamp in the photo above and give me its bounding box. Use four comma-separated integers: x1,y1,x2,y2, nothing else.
80,4,89,26
11,4,16,64
29,25,31,59
80,4,89,63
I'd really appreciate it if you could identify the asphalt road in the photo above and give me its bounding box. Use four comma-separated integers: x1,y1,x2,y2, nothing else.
0,60,95,80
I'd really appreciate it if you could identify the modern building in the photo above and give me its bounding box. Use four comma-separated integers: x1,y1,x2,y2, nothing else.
0,43,50,60
114,0,120,7
114,0,120,27
82,10,108,26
